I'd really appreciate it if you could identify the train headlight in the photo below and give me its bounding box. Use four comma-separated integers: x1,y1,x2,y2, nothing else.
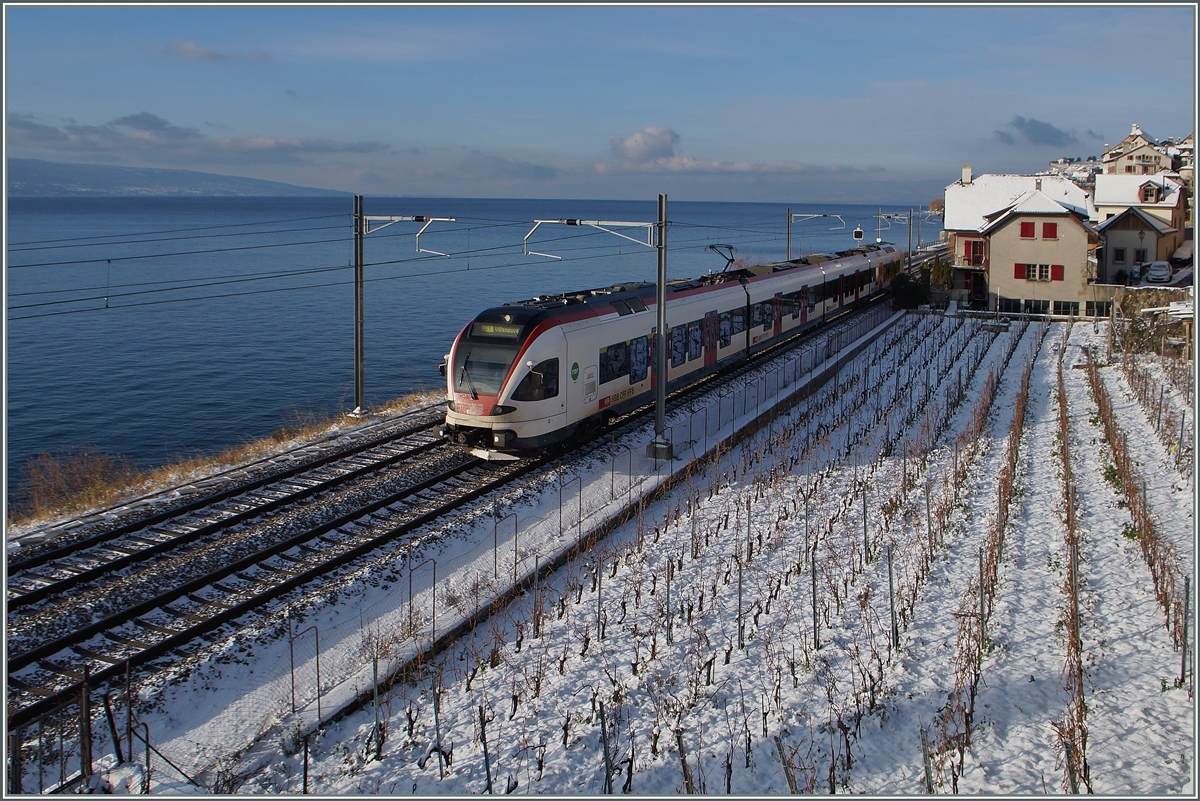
491,405,516,416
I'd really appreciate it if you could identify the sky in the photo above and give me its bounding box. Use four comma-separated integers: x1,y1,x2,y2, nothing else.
4,4,1197,204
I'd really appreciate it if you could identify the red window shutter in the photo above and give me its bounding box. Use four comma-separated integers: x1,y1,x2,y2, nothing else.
1051,264,1064,281
1020,221,1035,238
1043,222,1057,239
964,239,972,258
1014,263,1026,279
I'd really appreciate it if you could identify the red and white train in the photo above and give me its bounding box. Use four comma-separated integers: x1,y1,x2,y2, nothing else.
441,243,905,454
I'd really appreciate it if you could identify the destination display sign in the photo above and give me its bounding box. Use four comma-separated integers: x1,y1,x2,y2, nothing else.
473,322,523,339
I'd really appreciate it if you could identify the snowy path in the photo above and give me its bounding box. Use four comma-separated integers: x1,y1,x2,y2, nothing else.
1099,353,1194,575
1062,326,1193,794
953,325,1071,793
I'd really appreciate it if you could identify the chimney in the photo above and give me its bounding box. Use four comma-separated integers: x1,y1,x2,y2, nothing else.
962,164,972,185
1035,178,1042,191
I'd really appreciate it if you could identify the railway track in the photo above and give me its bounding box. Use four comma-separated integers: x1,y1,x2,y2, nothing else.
6,415,447,609
7,446,540,727
5,297,890,730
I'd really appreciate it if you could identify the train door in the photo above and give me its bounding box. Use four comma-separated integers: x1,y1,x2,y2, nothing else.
838,274,845,308
800,286,808,324
854,270,861,301
772,293,783,337
703,311,719,367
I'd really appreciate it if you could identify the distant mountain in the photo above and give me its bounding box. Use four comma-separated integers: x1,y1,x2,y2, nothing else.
6,158,351,197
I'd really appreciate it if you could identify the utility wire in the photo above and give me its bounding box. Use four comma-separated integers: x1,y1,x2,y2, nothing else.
5,212,349,247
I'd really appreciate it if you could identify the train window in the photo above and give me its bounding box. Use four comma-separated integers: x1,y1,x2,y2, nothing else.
718,313,733,347
511,358,560,401
628,335,650,383
687,321,703,361
670,325,687,368
748,302,763,330
730,307,746,335
611,300,633,316
599,341,629,384
627,296,647,313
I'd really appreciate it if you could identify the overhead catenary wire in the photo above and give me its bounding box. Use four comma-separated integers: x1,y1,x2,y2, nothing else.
7,226,791,321
7,205,871,321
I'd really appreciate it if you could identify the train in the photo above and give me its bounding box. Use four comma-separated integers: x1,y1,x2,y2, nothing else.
440,243,906,456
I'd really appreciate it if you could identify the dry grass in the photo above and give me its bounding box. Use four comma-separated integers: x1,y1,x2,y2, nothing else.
7,390,444,531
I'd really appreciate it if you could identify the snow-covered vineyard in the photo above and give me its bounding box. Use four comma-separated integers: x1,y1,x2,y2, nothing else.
72,310,1195,794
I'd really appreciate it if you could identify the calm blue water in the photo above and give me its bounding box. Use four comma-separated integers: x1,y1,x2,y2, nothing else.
6,196,940,500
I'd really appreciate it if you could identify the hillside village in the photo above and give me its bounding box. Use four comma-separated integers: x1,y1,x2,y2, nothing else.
939,124,1194,319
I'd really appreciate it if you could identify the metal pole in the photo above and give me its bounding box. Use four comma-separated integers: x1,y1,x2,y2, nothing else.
353,195,366,415
907,209,913,273
649,194,673,460
786,206,792,261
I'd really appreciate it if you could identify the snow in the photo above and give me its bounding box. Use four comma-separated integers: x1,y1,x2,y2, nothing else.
32,312,1194,796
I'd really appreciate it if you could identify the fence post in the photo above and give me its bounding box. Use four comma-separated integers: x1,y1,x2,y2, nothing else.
8,723,22,796
103,693,124,764
1182,576,1190,687
80,667,92,784
919,727,934,793
888,543,899,651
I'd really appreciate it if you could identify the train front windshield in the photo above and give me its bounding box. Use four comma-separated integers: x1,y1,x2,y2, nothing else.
454,342,518,397
452,312,545,398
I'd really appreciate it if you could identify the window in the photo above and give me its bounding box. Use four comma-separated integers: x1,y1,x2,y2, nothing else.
1052,301,1079,317
686,321,703,361
1114,248,1126,264
599,341,629,385
1038,264,1051,281
628,336,649,383
1051,264,1064,281
998,297,1022,313
1135,249,1147,263
1023,299,1050,314
1141,186,1159,202
1042,222,1058,239
1086,301,1113,317
511,358,559,401
1125,166,1134,173
670,325,687,368
1020,221,1036,238
1014,263,1027,280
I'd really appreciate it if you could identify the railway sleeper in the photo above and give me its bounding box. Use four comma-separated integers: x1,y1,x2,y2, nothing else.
187,592,234,611
102,631,153,650
7,675,58,698
36,659,85,681
160,604,208,624
134,618,186,638
71,645,123,666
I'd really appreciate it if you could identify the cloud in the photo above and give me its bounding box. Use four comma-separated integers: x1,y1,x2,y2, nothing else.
457,150,557,182
611,126,681,162
7,112,388,165
163,39,270,62
1003,115,1080,146
599,125,863,176
993,130,1015,146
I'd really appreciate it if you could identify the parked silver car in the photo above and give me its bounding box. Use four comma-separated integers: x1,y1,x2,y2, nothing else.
1145,261,1173,284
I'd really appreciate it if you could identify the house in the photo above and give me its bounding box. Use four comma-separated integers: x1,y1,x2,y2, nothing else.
1103,123,1171,175
1092,172,1188,264
1095,206,1179,283
980,192,1102,316
943,165,1097,311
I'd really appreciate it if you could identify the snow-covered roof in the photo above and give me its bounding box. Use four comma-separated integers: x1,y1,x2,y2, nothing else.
1095,206,1178,235
943,173,1092,232
1093,173,1184,208
978,190,1090,235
